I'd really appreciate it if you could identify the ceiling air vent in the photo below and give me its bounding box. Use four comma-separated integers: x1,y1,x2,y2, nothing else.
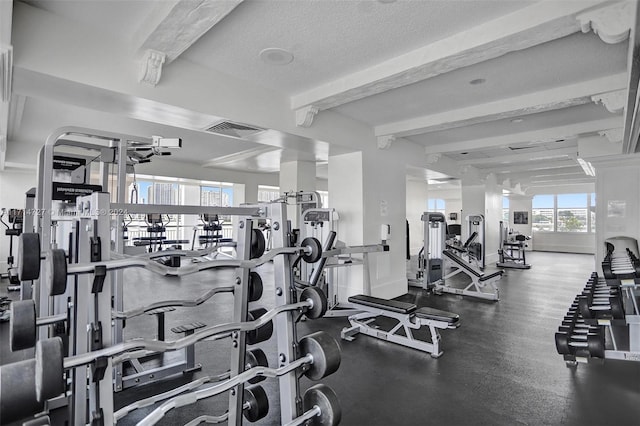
204,120,265,139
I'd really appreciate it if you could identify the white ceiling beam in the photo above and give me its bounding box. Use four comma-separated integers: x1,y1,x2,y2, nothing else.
424,117,622,154
458,147,578,167
487,160,581,175
135,0,244,86
376,73,627,137
291,0,611,112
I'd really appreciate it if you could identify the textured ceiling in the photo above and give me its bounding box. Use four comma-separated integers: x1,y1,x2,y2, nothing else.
6,0,635,190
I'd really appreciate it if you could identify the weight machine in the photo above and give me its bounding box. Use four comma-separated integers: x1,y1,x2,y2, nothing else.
408,212,446,290
1,208,24,287
497,221,531,269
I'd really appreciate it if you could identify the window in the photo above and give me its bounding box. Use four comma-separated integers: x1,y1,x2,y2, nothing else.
557,193,587,232
201,184,233,207
258,186,280,202
317,190,329,208
532,193,596,233
502,196,509,222
427,198,446,214
532,195,555,232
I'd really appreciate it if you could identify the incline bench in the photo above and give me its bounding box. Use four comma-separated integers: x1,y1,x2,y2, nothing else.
341,294,460,358
437,250,502,301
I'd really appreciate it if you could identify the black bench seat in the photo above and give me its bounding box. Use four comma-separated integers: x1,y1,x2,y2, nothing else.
415,307,459,324
348,294,417,314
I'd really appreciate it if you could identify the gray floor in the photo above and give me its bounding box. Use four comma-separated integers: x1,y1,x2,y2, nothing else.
2,251,640,425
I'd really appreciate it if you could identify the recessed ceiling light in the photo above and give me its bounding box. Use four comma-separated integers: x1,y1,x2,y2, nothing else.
511,118,524,123
469,78,486,85
259,48,294,65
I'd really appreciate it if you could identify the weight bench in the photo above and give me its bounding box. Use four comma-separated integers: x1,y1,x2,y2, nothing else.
341,294,460,358
437,250,502,301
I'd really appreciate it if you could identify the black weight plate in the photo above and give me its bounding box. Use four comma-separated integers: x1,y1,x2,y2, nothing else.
10,299,36,351
300,286,327,319
243,384,269,422
610,295,625,319
248,271,263,302
250,229,266,259
247,308,273,345
18,233,41,281
303,383,342,426
577,297,592,319
35,337,65,402
587,332,605,358
301,237,322,263
246,348,268,384
49,249,68,296
0,359,43,424
554,332,571,355
299,331,341,381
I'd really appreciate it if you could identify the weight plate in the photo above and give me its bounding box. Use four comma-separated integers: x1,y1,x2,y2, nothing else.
303,384,342,426
587,332,605,358
18,233,41,281
250,229,266,259
0,359,43,424
246,348,268,384
248,271,263,302
35,337,65,402
10,300,36,351
49,249,68,296
300,286,327,319
577,297,592,319
610,295,625,320
299,331,341,381
554,332,571,355
243,384,269,422
301,237,322,263
247,308,273,345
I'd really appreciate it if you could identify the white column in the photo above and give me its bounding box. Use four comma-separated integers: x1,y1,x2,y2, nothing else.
592,156,640,268
461,171,502,264
279,160,316,229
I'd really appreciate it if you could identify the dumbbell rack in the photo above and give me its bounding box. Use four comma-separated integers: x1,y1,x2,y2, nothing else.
556,272,640,366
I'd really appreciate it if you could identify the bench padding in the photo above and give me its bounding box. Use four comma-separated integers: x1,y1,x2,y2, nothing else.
348,294,417,314
415,307,459,324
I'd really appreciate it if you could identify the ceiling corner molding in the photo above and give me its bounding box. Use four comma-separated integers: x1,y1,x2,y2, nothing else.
377,135,395,150
425,153,441,164
577,1,632,44
592,89,627,112
599,127,624,142
138,49,166,86
295,105,319,127
1,45,13,102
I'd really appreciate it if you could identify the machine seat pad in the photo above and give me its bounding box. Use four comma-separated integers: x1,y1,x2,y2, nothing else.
348,294,417,314
415,307,459,324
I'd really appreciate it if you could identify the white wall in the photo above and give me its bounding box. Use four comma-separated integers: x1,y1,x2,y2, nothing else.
0,169,37,273
406,179,428,256
532,232,595,254
593,156,640,266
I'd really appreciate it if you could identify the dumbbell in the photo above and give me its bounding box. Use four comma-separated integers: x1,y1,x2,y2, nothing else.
9,299,67,351
43,235,323,296
578,292,624,320
555,327,604,358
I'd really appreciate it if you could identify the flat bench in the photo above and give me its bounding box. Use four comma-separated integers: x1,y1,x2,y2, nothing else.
342,294,460,357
